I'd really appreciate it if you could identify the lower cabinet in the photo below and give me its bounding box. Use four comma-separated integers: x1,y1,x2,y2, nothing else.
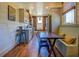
25,28,33,43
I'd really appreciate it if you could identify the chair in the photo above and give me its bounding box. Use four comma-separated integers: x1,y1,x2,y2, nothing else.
37,32,50,57
15,26,26,45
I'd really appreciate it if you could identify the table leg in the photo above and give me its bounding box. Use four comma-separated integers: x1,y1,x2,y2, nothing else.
52,39,57,57
47,39,52,57
48,39,57,57
52,39,56,48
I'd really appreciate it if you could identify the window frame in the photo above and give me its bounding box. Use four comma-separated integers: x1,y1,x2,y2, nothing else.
63,8,76,26
37,16,43,23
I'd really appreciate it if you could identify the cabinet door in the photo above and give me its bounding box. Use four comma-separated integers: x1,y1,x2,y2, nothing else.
29,29,32,41
19,9,24,23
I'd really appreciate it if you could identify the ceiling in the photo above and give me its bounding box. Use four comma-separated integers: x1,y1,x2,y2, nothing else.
17,2,63,16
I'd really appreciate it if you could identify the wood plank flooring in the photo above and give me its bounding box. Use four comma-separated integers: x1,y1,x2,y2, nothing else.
4,32,63,57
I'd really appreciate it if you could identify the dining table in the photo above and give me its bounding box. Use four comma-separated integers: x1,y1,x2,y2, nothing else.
39,32,64,57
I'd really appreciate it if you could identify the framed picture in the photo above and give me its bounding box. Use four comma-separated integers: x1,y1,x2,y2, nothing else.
8,5,16,21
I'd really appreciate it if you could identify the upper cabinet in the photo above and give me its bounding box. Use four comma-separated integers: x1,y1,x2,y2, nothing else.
19,9,24,23
24,9,29,22
19,8,31,24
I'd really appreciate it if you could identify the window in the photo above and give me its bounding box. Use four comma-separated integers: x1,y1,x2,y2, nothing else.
64,9,75,25
37,17,42,23
37,17,43,30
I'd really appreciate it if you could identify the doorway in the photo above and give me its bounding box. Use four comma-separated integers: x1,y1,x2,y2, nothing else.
32,16,47,31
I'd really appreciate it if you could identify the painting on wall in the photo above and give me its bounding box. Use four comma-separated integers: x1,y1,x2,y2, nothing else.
8,5,16,21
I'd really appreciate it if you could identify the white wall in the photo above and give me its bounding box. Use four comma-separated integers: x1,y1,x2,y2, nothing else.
0,3,25,56
60,26,79,37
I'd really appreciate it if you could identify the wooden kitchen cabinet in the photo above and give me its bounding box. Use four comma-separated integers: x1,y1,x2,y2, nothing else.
19,9,24,23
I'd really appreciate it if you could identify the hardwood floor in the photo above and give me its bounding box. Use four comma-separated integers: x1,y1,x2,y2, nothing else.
4,44,29,57
4,32,63,57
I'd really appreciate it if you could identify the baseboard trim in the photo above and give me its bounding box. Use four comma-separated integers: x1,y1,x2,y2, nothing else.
0,44,16,57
